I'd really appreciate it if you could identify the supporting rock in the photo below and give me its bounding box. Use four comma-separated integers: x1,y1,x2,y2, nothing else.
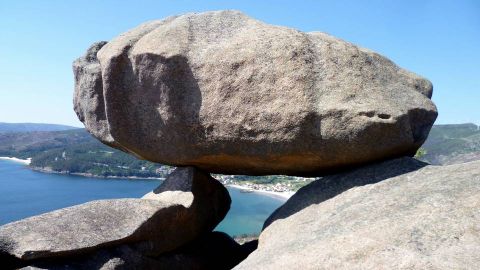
235,159,480,269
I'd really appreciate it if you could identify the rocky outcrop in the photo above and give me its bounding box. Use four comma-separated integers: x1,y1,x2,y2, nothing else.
263,157,427,228
0,167,230,268
235,159,480,269
74,10,437,176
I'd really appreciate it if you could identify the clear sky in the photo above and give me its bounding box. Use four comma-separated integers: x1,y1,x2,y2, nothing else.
0,0,479,127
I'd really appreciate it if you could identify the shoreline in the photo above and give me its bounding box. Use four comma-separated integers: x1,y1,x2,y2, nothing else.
31,167,293,199
0,157,293,200
0,156,31,165
30,166,165,181
227,184,293,200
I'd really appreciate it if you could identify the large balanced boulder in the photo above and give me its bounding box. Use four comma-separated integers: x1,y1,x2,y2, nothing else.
235,158,480,269
74,10,437,176
0,167,230,268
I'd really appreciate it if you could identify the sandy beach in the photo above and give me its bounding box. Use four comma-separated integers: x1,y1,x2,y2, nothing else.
0,157,31,165
228,184,294,200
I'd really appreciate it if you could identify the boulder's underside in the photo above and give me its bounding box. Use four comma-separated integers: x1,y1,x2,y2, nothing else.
74,10,437,176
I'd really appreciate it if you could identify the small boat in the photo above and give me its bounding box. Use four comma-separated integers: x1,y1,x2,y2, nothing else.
240,189,254,193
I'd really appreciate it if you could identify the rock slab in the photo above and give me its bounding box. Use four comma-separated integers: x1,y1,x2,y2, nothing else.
74,10,437,176
0,167,230,267
235,158,480,269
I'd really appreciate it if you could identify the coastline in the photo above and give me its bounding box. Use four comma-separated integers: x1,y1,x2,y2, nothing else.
0,157,293,200
0,156,31,165
30,166,165,181
227,184,293,200
32,166,293,199
31,167,293,199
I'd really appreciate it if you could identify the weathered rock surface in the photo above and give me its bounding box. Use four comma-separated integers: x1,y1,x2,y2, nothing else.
74,10,437,176
263,157,427,228
0,167,230,267
73,41,118,149
235,158,480,269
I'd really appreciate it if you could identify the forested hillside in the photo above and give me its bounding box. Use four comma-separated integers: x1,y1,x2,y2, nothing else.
418,123,480,165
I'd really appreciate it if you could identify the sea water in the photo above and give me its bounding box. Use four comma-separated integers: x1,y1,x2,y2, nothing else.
0,160,284,236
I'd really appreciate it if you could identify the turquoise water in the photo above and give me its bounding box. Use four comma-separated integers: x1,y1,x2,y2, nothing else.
0,160,284,236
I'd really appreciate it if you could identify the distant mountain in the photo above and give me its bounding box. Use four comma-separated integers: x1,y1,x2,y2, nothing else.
0,123,77,133
419,123,480,165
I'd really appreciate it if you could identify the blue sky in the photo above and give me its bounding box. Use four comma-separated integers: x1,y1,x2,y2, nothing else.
0,0,478,127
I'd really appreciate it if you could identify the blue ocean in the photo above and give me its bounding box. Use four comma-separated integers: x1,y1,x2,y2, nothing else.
0,159,283,236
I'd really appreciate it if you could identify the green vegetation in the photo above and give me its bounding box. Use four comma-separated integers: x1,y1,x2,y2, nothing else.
414,148,427,158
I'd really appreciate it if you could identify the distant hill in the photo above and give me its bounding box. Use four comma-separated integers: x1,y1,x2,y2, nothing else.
0,129,172,178
0,129,90,159
419,123,480,165
0,123,77,133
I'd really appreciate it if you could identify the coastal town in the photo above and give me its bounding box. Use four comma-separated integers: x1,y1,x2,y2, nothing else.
216,174,316,195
